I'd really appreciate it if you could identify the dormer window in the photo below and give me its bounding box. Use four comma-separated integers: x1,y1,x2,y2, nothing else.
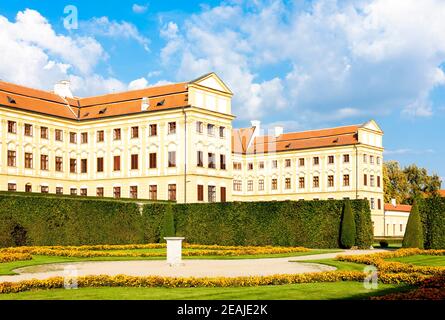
7,96,16,104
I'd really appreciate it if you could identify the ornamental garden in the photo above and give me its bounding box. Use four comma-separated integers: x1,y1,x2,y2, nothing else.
0,191,444,300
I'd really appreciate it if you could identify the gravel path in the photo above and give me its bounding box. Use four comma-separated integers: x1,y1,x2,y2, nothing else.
0,249,384,283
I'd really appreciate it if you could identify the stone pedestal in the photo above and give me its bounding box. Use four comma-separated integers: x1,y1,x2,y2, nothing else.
164,237,185,266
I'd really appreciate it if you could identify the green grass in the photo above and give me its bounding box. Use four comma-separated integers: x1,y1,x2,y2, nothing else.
293,258,367,271
0,282,412,300
387,254,445,266
0,249,341,276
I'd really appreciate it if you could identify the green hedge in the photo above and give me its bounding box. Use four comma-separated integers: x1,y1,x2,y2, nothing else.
0,193,374,248
418,197,445,249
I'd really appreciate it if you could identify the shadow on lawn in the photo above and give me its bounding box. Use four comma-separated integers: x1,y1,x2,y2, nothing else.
343,284,415,300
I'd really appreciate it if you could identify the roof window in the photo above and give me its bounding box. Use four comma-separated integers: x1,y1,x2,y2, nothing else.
99,107,107,114
156,99,165,106
7,96,16,104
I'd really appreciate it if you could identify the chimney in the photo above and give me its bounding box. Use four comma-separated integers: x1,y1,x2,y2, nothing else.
274,126,283,138
391,198,397,207
141,97,149,111
54,80,73,99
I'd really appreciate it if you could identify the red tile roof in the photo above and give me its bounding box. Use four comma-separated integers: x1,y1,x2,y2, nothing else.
438,190,445,197
0,80,189,120
384,203,412,213
232,125,360,154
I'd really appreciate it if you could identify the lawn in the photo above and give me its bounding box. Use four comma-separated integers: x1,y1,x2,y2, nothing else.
387,254,445,266
0,282,412,300
0,249,341,276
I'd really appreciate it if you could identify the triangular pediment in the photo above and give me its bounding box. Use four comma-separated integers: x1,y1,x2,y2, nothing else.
190,72,233,94
361,119,383,133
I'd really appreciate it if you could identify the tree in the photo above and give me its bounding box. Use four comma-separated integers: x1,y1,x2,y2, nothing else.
402,200,424,249
383,161,409,204
160,205,175,241
340,200,356,249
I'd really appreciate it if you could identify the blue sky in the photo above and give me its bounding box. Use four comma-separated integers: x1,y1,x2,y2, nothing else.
0,0,444,183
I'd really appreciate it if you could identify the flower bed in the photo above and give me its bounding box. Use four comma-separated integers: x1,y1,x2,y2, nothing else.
0,252,32,263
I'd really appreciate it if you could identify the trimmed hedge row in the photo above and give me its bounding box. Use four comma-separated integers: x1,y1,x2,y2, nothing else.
418,197,445,250
0,193,373,248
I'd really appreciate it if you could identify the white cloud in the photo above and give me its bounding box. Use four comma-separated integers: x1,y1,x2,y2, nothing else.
160,0,445,123
384,148,435,155
128,77,149,90
132,4,148,14
81,16,150,51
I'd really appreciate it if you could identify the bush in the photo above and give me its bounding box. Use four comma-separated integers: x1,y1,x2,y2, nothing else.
160,204,175,240
379,240,389,248
418,198,445,249
403,200,424,249
340,200,356,249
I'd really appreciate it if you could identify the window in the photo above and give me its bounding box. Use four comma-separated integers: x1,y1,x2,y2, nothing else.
113,128,121,140
272,160,278,169
197,151,204,167
328,175,334,187
131,126,139,139
328,155,334,164
25,184,32,192
113,186,121,199
207,124,215,136
299,177,305,189
55,157,63,172
56,187,63,195
364,174,368,186
70,188,77,196
130,186,138,199
259,179,264,191
97,130,104,142
285,159,291,167
80,188,87,197
400,224,403,232
363,154,367,163
247,180,253,191
7,150,16,167
370,175,375,187
55,129,63,141
81,132,88,144
196,121,203,133
149,153,157,169
233,180,242,191
40,155,49,171
219,127,225,138
313,157,319,165
220,187,226,202
208,186,216,202
149,185,157,200
233,162,242,170
299,158,305,167
113,156,121,171
24,124,33,136
81,159,87,173
370,155,374,164
41,126,48,139
96,187,104,197
168,122,176,134
377,157,381,165
197,185,204,201
259,161,264,169
8,183,16,192
378,198,382,210
41,186,49,194
220,154,226,170
168,184,176,201
70,159,77,173
70,132,77,144
131,154,139,170
97,157,104,172
149,124,157,136
343,174,350,187
313,176,319,188
370,198,375,209
208,153,215,169
7,121,16,134
272,179,278,190
248,163,253,170
377,176,381,188
25,153,33,169
343,154,350,163
285,178,291,189
168,151,176,167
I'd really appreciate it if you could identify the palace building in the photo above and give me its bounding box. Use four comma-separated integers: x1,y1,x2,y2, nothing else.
0,72,385,235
